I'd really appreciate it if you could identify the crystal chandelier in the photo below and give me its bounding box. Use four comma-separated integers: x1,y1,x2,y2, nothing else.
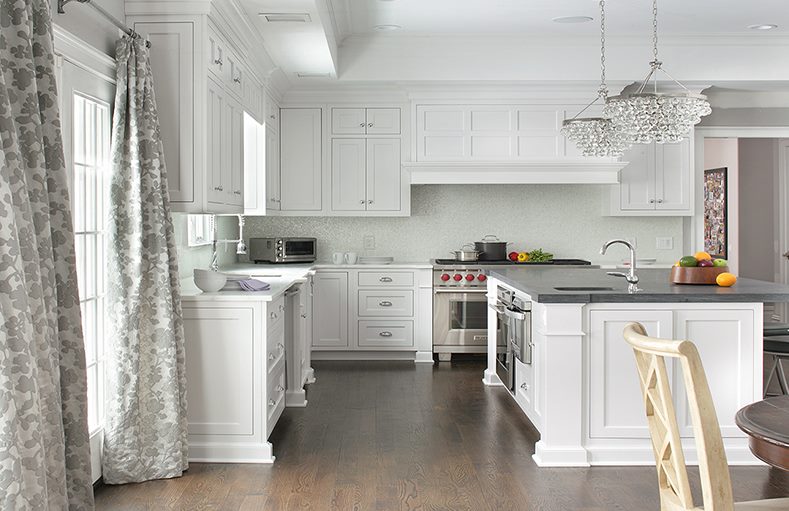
605,0,711,144
561,0,631,157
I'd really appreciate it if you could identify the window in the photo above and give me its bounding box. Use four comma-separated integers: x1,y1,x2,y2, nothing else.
188,214,215,246
72,92,111,435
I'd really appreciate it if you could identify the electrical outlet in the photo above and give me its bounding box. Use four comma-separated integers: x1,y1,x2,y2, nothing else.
363,235,375,250
656,237,674,250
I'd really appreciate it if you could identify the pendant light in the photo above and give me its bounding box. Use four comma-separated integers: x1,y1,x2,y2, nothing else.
604,0,711,144
561,0,631,157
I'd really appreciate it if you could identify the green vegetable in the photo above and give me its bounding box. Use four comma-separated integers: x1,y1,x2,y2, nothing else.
527,249,554,263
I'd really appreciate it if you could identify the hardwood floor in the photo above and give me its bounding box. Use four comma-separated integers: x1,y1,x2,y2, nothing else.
94,358,789,510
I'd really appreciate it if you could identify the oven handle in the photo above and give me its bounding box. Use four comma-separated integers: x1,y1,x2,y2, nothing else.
433,288,489,294
504,308,526,320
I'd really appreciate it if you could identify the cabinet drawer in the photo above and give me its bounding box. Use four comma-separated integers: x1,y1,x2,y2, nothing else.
358,290,413,317
266,365,286,438
266,324,285,374
358,321,414,348
267,295,286,331
358,271,414,287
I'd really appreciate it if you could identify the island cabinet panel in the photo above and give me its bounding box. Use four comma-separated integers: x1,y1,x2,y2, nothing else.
312,272,349,348
588,310,674,439
673,309,757,438
183,306,256,436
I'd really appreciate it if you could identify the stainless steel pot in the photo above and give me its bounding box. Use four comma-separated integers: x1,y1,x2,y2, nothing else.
450,244,480,262
474,235,509,261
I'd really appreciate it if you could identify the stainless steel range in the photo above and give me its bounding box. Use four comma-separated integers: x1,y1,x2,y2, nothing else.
432,258,593,361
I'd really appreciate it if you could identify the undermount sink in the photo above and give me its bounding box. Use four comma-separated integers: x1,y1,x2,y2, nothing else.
554,286,615,292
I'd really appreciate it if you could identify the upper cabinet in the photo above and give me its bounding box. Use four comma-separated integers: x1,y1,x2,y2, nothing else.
280,108,323,212
130,16,266,214
415,105,573,161
332,108,401,135
606,138,693,216
331,138,402,212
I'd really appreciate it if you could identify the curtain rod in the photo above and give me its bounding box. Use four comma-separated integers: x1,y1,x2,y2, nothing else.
57,0,152,48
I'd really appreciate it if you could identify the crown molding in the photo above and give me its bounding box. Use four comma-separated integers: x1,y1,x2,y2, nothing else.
52,24,116,83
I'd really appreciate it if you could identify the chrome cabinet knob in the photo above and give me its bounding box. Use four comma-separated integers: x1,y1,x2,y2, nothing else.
268,399,276,407
367,123,373,127
301,313,307,319
649,199,655,204
656,199,664,204
360,200,365,204
359,122,365,127
276,385,284,392
367,200,373,204
214,58,223,66
277,343,284,351
521,383,529,391
269,353,275,361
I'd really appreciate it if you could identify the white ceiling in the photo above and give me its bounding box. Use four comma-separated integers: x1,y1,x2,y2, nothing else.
331,0,789,37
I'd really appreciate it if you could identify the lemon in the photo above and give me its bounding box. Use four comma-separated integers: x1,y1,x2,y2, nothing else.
716,273,737,287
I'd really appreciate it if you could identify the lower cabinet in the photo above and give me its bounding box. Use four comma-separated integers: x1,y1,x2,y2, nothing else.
311,267,432,360
587,306,758,441
181,298,291,463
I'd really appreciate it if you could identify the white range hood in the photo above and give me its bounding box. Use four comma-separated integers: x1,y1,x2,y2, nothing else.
404,159,626,185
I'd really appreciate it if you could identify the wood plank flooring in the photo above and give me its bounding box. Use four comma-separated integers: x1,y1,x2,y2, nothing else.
94,358,789,510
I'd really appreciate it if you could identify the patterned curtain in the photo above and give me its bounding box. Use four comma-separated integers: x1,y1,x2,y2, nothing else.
102,36,188,484
0,0,95,509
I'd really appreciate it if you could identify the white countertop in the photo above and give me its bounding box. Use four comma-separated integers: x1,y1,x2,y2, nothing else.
181,261,432,301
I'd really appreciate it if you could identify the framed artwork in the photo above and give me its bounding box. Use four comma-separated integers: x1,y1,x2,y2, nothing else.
703,167,728,259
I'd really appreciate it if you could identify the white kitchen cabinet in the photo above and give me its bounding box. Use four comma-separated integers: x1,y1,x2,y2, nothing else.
331,138,402,213
182,298,288,463
312,267,432,361
131,17,266,214
312,272,349,348
415,104,565,161
243,114,266,215
331,139,366,211
588,309,674,439
607,139,693,216
331,108,400,135
284,281,312,407
265,126,281,211
280,108,322,211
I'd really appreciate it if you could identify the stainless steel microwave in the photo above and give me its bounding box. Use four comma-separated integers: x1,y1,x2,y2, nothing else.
249,237,317,264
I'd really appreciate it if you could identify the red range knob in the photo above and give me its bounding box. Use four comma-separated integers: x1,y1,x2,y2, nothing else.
465,274,475,281
478,274,487,282
440,273,450,282
453,274,463,282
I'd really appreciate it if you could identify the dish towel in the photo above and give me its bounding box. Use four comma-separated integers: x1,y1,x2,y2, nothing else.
239,279,271,291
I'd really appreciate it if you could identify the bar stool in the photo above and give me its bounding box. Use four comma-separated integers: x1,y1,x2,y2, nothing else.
764,335,789,397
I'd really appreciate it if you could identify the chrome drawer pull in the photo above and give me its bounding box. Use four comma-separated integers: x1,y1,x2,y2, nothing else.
379,331,393,337
379,301,393,307
268,399,276,407
379,277,393,283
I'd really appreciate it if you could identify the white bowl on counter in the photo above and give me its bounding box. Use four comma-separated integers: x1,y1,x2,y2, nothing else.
194,269,227,293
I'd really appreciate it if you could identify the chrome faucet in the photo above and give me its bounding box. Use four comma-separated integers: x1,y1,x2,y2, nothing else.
600,239,640,293
209,215,247,272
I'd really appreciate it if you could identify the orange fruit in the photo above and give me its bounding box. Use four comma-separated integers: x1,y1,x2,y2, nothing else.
694,251,712,261
716,273,737,287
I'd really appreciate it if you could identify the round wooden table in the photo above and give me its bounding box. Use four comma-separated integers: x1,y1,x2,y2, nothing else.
736,396,789,471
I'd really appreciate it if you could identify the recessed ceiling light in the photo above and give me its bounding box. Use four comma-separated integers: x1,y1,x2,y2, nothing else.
374,24,402,31
747,24,778,31
552,16,594,24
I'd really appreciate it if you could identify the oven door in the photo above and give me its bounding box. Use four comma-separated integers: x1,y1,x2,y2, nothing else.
433,289,495,349
282,239,316,262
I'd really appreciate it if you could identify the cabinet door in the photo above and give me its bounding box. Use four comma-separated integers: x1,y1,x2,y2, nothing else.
673,309,756,438
366,108,401,135
265,127,280,211
331,139,366,211
206,79,226,205
243,115,265,214
183,306,256,436
619,143,656,211
312,272,349,348
228,97,244,206
332,108,366,134
133,21,194,205
588,309,673,438
280,108,322,211
366,138,401,212
655,139,692,212
416,105,467,161
515,107,562,158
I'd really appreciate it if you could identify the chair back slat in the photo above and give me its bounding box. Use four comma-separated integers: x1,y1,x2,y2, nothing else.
623,322,735,511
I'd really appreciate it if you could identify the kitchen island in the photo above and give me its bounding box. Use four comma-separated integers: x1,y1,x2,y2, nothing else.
484,267,789,467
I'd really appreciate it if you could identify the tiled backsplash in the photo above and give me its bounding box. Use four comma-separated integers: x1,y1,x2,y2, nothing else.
212,185,684,267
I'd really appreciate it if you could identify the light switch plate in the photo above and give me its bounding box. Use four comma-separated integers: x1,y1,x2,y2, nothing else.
656,237,674,250
363,235,375,250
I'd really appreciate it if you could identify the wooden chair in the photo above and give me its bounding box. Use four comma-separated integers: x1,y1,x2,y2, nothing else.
622,322,789,511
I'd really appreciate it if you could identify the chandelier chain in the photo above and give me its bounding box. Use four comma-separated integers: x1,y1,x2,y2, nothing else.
599,0,606,97
652,0,659,63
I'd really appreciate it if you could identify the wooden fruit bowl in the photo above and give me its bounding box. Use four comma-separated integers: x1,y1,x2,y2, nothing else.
670,266,729,285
